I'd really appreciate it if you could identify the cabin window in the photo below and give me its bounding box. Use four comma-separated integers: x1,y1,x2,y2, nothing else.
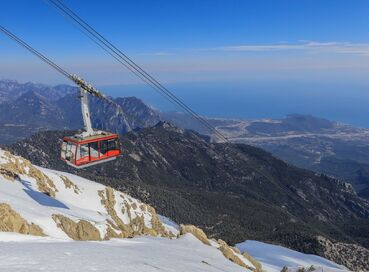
100,140,108,155
79,144,89,160
64,142,76,163
100,139,119,156
61,141,67,159
70,143,76,163
108,139,119,151
89,142,99,160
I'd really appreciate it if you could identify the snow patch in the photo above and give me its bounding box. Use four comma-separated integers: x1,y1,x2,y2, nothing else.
236,240,348,272
0,233,247,272
159,215,180,236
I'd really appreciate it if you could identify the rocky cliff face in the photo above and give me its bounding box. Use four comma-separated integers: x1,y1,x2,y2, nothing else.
114,96,160,128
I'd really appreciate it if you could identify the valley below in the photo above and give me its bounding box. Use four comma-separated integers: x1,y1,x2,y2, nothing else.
165,112,369,198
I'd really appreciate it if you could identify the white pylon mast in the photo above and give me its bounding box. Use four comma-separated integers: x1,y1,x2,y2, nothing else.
80,88,94,136
70,74,106,138
0,26,115,139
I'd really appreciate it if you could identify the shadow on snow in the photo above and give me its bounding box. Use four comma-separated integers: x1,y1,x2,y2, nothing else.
21,179,69,209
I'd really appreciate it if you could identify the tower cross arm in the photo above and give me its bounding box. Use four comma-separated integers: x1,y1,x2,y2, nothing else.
70,74,105,99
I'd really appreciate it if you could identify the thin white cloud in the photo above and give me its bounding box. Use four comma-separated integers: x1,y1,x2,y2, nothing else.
219,41,369,56
220,44,304,52
138,52,174,56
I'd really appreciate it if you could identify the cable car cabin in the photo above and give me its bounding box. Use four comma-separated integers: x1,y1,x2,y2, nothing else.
61,133,121,168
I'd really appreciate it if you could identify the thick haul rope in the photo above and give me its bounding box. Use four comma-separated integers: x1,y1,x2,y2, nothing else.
45,0,229,142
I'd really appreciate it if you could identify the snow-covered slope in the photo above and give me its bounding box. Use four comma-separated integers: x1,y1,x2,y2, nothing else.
0,149,351,272
236,240,348,272
0,232,246,272
0,149,256,271
0,149,175,240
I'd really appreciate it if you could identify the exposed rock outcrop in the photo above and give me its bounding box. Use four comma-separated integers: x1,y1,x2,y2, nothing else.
98,187,172,239
179,224,258,271
241,251,263,272
52,214,101,241
217,239,256,271
180,224,211,245
60,175,80,194
0,203,44,236
0,168,20,181
0,150,57,197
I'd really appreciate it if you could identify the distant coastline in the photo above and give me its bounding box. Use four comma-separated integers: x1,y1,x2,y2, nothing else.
102,81,369,129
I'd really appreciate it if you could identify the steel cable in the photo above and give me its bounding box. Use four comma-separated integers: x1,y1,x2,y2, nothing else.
45,0,228,142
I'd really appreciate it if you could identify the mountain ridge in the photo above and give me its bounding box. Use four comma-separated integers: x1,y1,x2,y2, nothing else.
0,80,160,144
161,112,369,198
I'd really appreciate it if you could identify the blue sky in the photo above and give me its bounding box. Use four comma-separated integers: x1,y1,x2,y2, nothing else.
2,0,369,84
2,1,369,125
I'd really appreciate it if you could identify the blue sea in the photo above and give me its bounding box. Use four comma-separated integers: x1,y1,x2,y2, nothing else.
101,81,369,129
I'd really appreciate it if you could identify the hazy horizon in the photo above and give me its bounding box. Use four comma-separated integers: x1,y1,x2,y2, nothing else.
3,76,369,129
101,80,369,129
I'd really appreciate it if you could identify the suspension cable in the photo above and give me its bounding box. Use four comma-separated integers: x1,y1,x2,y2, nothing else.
0,25,154,130
45,0,228,142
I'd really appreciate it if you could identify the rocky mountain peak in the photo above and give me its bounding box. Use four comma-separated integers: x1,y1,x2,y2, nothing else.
154,120,184,132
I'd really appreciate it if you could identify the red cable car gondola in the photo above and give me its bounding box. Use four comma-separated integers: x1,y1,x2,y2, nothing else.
0,27,123,168
61,132,121,168
60,75,121,168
